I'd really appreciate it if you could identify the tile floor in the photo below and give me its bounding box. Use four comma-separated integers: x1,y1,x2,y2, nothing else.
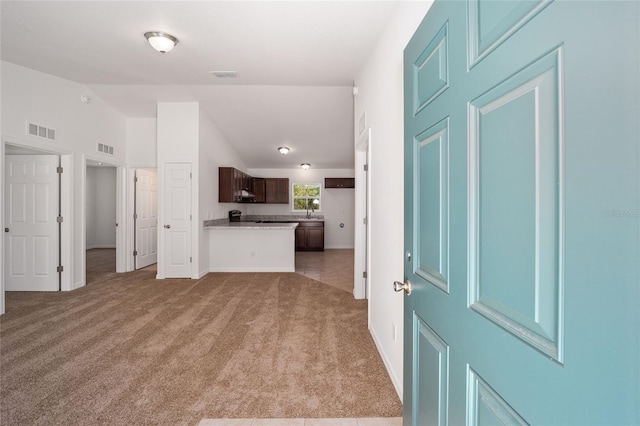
295,249,355,294
198,418,402,426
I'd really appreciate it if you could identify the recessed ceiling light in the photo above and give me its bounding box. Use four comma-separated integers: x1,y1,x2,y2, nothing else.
210,71,239,78
278,146,290,155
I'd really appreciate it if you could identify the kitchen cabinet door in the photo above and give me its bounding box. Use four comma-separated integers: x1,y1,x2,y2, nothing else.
325,178,355,188
219,167,235,202
295,221,324,251
253,178,265,203
265,178,289,204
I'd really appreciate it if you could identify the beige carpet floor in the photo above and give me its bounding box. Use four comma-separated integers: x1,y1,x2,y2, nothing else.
0,270,401,425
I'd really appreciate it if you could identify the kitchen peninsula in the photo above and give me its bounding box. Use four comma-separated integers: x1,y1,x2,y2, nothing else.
204,215,324,272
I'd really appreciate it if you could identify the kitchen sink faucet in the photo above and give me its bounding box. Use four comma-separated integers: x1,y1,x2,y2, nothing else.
306,199,319,219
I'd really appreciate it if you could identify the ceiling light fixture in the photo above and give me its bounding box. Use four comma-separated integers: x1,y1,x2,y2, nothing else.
278,146,290,155
144,31,179,53
300,163,311,170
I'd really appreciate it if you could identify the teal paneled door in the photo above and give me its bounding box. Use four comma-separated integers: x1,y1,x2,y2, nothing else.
402,1,639,424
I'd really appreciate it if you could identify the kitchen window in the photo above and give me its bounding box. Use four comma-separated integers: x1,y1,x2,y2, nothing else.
292,183,321,212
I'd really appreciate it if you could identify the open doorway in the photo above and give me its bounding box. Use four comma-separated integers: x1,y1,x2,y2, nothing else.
85,161,117,284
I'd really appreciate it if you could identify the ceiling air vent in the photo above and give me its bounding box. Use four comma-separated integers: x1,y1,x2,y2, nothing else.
97,142,114,155
210,71,239,78
26,121,56,141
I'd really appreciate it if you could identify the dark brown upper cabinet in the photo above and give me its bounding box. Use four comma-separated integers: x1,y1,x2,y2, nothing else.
325,178,355,189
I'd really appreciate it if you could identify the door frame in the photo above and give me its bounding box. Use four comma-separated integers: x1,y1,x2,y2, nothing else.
354,128,372,300
81,155,127,285
2,136,73,296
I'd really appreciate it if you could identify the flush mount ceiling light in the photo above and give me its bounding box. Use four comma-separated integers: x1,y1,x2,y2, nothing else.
300,163,311,170
278,146,290,155
144,31,179,53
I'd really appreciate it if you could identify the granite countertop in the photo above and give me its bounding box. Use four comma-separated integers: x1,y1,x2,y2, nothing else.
205,221,299,230
204,214,324,229
244,214,324,222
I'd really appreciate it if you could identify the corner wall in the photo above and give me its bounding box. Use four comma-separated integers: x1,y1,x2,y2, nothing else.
198,109,248,277
354,1,432,399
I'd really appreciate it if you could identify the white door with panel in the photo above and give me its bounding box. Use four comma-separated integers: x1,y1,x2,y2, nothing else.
163,163,192,278
135,168,158,269
4,155,59,291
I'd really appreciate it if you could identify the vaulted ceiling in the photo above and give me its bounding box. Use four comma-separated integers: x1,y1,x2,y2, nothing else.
1,1,402,169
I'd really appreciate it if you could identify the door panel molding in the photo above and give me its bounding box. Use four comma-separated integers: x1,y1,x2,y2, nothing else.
466,367,527,425
467,0,553,69
413,21,449,115
467,47,564,362
413,117,450,293
413,314,449,426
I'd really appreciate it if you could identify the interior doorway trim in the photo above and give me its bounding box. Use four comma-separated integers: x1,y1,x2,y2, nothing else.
354,128,371,300
82,155,127,287
2,135,73,293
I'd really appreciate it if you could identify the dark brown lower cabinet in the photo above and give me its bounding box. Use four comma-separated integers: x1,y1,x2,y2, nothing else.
295,221,324,251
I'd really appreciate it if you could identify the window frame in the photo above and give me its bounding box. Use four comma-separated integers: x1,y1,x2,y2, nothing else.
291,183,322,212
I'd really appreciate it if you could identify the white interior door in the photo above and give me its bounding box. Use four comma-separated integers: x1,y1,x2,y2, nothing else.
163,163,191,278
135,168,158,269
5,155,59,291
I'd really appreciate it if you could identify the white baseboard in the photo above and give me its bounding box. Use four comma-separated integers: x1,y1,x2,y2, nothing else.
369,325,403,402
194,269,208,279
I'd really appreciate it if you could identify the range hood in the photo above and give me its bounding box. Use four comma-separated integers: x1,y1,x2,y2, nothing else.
241,189,255,198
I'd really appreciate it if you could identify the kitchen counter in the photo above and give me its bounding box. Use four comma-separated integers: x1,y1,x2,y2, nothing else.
203,215,324,228
206,218,299,273
204,221,299,230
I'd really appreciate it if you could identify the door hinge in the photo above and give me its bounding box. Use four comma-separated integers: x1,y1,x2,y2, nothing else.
363,271,367,279
57,166,63,174
134,176,138,183
363,217,367,225
57,265,64,273
133,213,138,220
190,256,192,263
133,250,138,256
57,215,63,223
190,214,192,221
190,172,193,179
364,164,368,172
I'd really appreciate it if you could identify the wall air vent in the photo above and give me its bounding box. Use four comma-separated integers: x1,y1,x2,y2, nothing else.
26,121,56,140
210,71,239,78
97,142,114,155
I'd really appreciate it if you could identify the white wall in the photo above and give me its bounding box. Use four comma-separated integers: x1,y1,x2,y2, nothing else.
86,166,117,249
198,109,248,277
354,1,432,400
1,61,126,289
126,118,157,168
246,168,355,249
156,102,199,279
